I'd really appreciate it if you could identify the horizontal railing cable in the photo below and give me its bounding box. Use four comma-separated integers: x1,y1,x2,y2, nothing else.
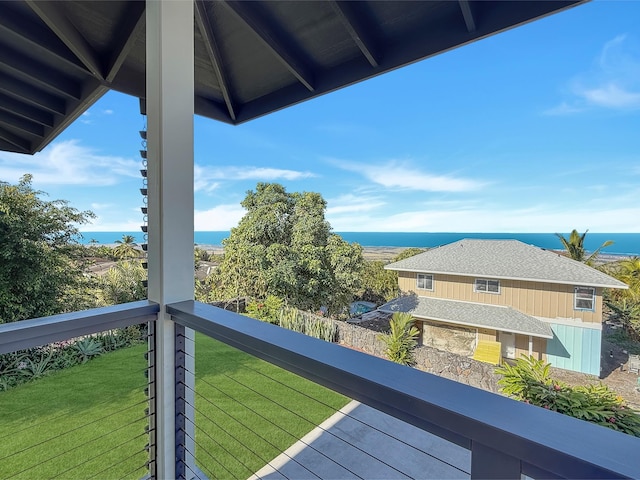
238,362,469,475
1,397,148,470
48,417,149,479
213,371,416,479
182,385,296,480
88,445,149,480
190,375,360,479
181,426,239,480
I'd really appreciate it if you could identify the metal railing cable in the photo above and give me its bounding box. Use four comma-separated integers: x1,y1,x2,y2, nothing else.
186,366,363,479
182,381,302,480
48,418,149,479
2,399,148,477
181,421,244,479
0,376,148,440
238,362,469,475
88,444,149,480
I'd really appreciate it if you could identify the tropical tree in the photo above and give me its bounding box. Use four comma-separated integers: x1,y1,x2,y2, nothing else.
97,260,147,305
555,229,613,266
378,312,420,366
113,234,140,259
208,183,364,314
0,175,95,323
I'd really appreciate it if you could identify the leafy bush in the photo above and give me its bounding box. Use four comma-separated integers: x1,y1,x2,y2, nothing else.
497,356,640,437
74,338,104,363
0,326,146,391
378,312,420,366
246,295,284,324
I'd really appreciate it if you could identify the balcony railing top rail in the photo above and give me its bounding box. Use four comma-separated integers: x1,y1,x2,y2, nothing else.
0,300,159,354
168,300,640,480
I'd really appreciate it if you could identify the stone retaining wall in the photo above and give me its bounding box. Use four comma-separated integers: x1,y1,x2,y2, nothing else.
335,320,500,393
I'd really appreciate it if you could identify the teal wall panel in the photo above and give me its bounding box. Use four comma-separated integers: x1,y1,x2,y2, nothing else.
546,324,601,375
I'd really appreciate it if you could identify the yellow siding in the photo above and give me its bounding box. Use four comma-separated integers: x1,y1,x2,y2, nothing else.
398,272,602,323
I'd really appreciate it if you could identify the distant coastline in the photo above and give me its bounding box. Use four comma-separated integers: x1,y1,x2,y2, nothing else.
79,231,640,256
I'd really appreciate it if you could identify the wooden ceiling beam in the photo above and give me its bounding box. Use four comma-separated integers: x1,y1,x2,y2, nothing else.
221,0,315,92
329,1,379,67
195,0,236,121
459,0,477,33
105,2,145,83
0,110,44,137
26,0,104,79
0,93,54,127
0,74,66,115
0,46,82,99
0,125,31,153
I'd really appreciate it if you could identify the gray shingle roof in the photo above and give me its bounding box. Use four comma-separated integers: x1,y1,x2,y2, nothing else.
378,296,553,338
385,239,627,289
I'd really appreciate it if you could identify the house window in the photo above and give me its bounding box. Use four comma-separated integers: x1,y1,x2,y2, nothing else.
416,273,433,291
575,286,595,311
474,278,500,294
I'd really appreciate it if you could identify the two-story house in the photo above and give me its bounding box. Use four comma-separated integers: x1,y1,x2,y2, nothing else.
380,239,627,375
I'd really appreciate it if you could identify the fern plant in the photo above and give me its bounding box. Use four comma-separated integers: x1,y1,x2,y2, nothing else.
497,355,640,437
378,312,420,366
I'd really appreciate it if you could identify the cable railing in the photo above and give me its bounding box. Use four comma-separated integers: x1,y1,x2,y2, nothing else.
168,300,640,480
0,302,158,480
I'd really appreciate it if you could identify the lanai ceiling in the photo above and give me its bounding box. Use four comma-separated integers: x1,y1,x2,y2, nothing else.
0,0,586,155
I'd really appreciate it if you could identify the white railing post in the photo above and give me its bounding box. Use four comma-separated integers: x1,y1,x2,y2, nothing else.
146,0,195,478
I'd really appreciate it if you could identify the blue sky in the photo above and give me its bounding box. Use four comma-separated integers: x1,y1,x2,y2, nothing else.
1,0,639,233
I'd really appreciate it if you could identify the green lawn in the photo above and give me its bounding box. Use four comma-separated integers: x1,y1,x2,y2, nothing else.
0,333,346,479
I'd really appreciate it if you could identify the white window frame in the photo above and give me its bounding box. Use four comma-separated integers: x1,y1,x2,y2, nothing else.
574,286,595,311
416,273,434,291
474,278,500,294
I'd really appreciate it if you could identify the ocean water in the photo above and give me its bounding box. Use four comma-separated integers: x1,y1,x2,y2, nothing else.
79,231,640,256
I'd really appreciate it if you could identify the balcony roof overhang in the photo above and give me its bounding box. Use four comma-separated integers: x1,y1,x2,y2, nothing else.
0,0,587,155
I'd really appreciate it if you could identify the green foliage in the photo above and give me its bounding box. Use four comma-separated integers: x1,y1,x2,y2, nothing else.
278,307,338,342
0,327,145,391
112,234,139,259
359,260,399,303
555,229,613,266
208,183,364,314
497,356,640,437
97,260,147,305
246,295,284,324
73,337,104,363
0,175,95,323
378,312,420,366
393,247,427,262
603,257,640,341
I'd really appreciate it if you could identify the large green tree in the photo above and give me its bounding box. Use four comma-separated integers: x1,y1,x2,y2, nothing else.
210,183,363,314
113,234,139,259
0,175,95,323
555,229,613,266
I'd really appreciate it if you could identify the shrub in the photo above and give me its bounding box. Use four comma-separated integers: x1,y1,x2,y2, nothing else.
246,295,284,324
74,338,104,363
497,355,640,437
278,307,338,342
378,312,420,366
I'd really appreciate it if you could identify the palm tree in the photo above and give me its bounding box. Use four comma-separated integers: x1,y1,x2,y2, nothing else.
555,229,613,266
113,234,140,259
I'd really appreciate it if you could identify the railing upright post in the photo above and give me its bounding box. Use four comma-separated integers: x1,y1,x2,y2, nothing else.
471,441,521,479
175,325,196,480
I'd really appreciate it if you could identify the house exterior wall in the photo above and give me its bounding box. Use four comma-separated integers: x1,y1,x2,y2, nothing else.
398,272,603,323
417,320,548,361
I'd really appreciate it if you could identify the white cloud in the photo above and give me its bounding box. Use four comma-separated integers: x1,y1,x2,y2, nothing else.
0,140,139,186
545,34,640,114
326,194,386,215
194,204,246,230
90,202,114,210
194,164,316,192
102,109,114,115
83,217,143,232
333,159,484,192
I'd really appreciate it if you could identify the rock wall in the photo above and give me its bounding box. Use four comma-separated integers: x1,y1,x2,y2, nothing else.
335,320,500,393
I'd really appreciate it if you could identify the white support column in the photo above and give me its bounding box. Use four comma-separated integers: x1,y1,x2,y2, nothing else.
146,1,194,478
528,335,533,356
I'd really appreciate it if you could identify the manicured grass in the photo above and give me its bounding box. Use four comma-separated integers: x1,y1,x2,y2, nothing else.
0,344,149,480
194,333,347,478
0,333,347,479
